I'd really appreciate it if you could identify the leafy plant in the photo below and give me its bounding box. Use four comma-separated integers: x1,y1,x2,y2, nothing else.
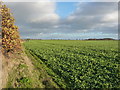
24,40,120,88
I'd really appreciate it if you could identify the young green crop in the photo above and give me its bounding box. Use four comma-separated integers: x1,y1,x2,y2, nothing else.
24,40,119,88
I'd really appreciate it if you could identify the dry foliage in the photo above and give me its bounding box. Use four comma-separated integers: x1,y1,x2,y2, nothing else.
0,2,21,55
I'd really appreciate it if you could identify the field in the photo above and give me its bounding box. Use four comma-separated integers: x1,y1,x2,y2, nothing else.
24,40,119,88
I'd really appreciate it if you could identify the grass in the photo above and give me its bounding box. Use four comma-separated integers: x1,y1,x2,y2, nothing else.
6,53,33,88
6,45,59,88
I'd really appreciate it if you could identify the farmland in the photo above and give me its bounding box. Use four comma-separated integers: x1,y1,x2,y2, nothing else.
24,40,119,88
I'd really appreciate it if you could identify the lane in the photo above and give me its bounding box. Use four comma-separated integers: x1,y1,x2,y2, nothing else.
0,38,2,89
0,45,2,89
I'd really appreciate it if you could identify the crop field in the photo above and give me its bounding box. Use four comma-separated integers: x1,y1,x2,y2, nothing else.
24,40,119,88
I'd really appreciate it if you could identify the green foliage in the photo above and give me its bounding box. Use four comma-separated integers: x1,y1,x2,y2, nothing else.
19,64,28,69
24,40,120,88
17,77,31,84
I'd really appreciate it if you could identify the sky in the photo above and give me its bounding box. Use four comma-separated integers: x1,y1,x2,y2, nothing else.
5,2,118,39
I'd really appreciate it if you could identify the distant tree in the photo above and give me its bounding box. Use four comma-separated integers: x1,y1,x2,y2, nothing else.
26,38,30,41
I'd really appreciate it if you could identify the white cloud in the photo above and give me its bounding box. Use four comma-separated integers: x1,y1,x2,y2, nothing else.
28,2,60,23
30,14,59,23
65,2,118,34
102,11,118,23
5,2,59,23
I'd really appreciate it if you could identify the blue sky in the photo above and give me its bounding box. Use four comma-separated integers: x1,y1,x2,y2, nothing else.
56,2,77,18
5,2,118,39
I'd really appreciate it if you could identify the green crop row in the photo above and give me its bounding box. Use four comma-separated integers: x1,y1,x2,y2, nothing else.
24,40,120,88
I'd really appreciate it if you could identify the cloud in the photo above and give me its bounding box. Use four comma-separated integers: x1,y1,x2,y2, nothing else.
65,2,118,34
102,11,118,22
5,2,118,39
3,0,119,2
5,2,59,23
5,2,60,34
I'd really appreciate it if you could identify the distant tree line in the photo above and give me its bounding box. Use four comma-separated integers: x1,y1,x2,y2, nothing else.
85,38,115,40
21,38,117,41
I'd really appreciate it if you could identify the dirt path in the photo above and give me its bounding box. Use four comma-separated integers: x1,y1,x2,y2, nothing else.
1,47,59,88
0,40,2,89
0,49,2,89
1,54,11,88
23,54,34,76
